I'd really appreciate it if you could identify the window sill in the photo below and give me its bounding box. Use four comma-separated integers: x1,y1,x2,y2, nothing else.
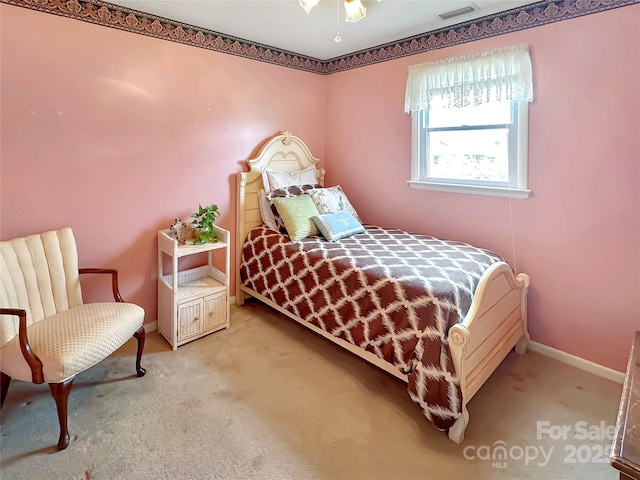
407,181,531,199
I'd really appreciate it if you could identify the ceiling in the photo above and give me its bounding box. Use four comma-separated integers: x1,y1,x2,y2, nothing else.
104,0,539,60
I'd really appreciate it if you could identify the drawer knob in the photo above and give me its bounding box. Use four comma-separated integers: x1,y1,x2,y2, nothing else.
193,316,199,322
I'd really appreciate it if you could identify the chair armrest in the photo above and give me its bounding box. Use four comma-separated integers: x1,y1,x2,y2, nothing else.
0,308,44,384
79,268,125,302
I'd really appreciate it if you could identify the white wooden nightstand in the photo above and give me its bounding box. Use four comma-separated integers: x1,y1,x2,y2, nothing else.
157,226,230,350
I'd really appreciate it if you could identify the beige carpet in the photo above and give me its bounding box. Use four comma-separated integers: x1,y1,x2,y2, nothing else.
0,301,623,479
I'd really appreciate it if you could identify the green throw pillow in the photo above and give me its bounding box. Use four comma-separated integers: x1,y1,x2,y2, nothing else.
271,195,320,241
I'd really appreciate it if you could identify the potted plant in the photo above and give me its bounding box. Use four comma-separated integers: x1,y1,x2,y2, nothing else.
190,203,220,244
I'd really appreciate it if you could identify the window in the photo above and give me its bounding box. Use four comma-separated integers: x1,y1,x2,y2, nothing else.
411,98,529,197
405,45,533,199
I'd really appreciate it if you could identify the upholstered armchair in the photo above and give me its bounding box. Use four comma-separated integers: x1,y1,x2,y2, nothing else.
0,227,146,450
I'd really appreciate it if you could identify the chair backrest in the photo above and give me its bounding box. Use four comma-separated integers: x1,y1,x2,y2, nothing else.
0,228,83,347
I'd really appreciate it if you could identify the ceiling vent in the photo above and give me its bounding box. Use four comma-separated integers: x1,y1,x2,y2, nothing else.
438,5,477,20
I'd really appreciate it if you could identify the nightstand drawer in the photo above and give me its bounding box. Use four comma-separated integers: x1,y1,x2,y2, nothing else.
204,292,227,331
177,298,204,342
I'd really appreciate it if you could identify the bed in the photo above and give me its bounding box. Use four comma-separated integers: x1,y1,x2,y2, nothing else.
236,131,530,443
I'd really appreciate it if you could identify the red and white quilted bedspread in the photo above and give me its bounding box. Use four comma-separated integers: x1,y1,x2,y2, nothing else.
240,225,504,430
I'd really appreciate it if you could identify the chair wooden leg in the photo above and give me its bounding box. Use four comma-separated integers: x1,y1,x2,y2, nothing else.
133,326,146,377
49,377,74,450
1,373,11,407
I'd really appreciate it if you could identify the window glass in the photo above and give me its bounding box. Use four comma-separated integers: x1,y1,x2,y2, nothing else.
427,128,509,183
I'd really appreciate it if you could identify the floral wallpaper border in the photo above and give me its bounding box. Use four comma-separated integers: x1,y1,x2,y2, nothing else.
4,0,638,75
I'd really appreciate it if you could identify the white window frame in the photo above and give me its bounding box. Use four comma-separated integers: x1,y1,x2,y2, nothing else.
409,101,530,199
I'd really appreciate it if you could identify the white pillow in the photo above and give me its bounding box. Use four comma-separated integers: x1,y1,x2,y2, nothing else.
262,166,317,193
258,189,278,231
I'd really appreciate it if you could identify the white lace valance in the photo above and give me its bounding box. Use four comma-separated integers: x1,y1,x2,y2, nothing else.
404,44,533,113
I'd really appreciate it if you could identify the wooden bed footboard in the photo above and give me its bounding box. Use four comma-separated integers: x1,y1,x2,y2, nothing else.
448,263,530,443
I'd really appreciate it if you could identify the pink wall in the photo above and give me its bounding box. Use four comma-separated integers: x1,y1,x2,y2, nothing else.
1,5,325,319
2,4,638,372
324,5,640,372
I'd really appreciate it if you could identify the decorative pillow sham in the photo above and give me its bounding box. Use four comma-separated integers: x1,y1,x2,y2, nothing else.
258,189,278,231
311,211,365,242
307,185,361,222
271,195,320,242
267,184,322,234
262,166,317,193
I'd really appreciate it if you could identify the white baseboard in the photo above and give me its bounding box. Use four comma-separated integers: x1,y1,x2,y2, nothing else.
528,341,625,384
143,321,157,333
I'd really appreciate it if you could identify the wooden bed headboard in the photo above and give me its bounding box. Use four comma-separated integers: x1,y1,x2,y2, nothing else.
236,131,325,293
